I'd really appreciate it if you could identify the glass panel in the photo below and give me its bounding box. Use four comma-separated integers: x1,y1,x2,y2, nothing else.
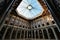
16,0,44,19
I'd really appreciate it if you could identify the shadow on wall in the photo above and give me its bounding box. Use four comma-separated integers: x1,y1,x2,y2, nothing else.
0,0,12,17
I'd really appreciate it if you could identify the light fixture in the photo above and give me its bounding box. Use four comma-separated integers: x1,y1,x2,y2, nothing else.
27,5,32,10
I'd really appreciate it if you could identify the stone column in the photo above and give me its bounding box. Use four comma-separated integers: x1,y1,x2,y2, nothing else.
50,27,58,40
2,27,10,40
45,28,50,40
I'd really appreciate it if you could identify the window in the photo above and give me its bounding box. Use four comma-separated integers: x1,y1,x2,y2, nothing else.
46,22,49,25
38,25,41,27
52,21,55,24
16,0,44,20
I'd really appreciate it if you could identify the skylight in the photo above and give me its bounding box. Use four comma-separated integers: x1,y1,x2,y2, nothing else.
16,0,44,20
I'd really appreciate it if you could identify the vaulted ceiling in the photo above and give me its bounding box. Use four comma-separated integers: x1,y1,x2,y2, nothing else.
10,0,51,21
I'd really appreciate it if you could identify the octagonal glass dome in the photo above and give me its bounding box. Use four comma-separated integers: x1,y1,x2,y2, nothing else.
16,0,44,20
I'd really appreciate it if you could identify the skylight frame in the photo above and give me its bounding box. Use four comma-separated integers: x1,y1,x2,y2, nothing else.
16,0,44,20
